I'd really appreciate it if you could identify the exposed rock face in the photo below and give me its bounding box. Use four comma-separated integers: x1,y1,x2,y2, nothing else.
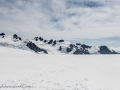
66,44,91,54
53,40,56,46
13,34,18,39
76,43,81,45
59,46,62,51
34,37,38,41
0,33,5,38
73,48,90,55
27,42,48,54
66,44,74,53
99,46,117,54
44,40,47,43
73,49,83,54
39,37,43,41
67,47,73,53
81,44,92,49
48,39,53,44
0,33,119,55
70,44,74,48
58,39,64,42
18,37,22,41
0,33,5,36
13,34,22,41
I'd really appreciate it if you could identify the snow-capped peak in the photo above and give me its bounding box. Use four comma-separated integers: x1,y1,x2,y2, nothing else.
0,33,119,54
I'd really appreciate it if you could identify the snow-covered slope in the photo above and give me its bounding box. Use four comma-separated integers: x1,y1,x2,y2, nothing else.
0,35,32,52
0,48,120,90
110,47,120,53
0,33,119,54
0,46,35,55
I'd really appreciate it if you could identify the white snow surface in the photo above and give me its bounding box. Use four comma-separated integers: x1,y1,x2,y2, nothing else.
0,36,33,52
111,47,120,53
0,46,120,90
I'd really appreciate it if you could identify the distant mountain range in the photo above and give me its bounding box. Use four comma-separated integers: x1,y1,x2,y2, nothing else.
0,33,119,54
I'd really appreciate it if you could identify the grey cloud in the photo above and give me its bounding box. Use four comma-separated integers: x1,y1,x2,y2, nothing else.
51,18,60,22
0,0,120,47
66,0,104,8
55,24,64,31
69,37,120,47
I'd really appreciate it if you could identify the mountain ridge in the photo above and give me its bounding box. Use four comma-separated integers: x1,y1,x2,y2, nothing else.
0,33,119,54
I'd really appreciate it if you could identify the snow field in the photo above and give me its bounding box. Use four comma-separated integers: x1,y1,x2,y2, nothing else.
0,48,120,90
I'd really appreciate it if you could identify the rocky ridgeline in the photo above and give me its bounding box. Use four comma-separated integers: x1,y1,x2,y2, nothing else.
33,36,118,54
13,34,22,41
0,33,119,54
34,37,64,46
59,43,118,54
0,33,48,54
27,41,48,54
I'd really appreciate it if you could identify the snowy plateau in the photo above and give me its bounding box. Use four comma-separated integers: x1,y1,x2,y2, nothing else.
0,34,120,90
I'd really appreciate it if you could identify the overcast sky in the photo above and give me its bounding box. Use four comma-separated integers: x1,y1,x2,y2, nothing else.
0,0,120,47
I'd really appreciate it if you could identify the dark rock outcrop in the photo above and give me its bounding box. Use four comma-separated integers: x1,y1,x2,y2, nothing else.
73,49,84,54
0,33,119,55
99,46,118,54
66,44,74,53
44,40,47,43
73,48,90,55
53,40,56,46
39,37,43,41
0,33,5,38
70,44,74,48
27,42,48,54
13,34,22,41
81,44,92,49
18,37,22,41
48,39,53,44
59,46,62,51
67,47,73,53
13,34,18,39
58,39,64,42
84,50,90,54
0,33,5,36
34,37,38,41
76,43,81,45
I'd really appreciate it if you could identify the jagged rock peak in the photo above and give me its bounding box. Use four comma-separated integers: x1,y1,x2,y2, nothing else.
27,41,48,54
13,34,22,41
58,39,64,42
0,33,5,38
0,33,5,36
99,46,118,54
33,36,65,45
0,33,119,54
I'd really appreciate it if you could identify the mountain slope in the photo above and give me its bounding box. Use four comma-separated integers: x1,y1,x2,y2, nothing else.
0,33,119,54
